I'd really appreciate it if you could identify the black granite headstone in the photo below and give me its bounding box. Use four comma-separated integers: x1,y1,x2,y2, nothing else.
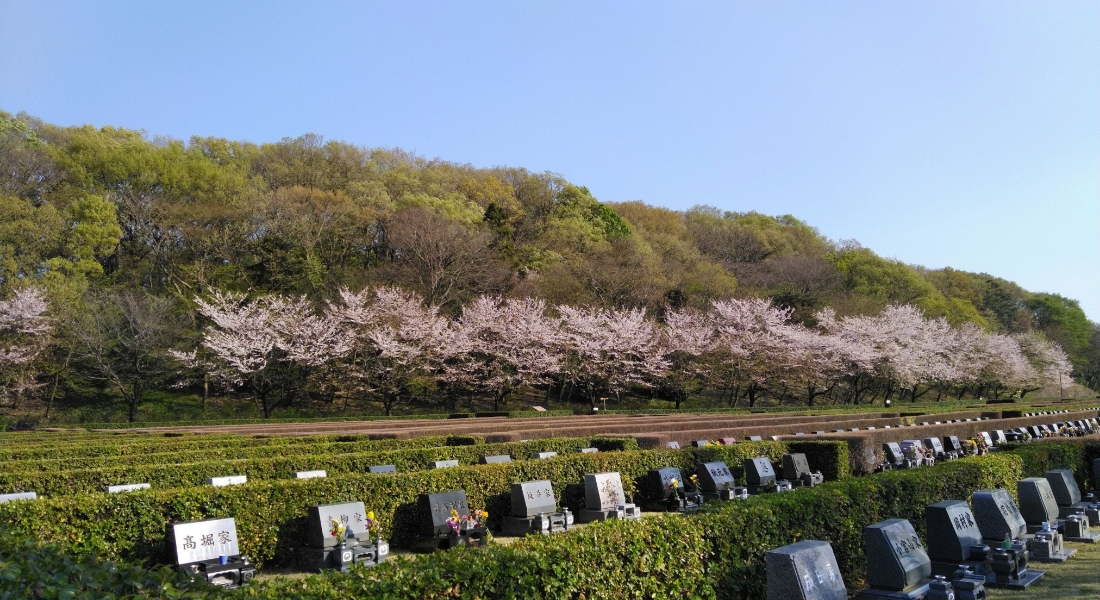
417,490,471,537
511,480,558,517
368,465,397,474
972,489,1026,541
766,540,847,600
744,457,777,486
862,519,931,592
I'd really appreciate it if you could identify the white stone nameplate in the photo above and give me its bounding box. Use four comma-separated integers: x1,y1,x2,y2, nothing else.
107,483,150,493
170,517,240,566
294,470,327,479
207,475,247,487
0,491,37,503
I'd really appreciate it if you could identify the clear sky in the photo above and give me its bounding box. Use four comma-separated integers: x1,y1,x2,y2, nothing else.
2,1,1098,320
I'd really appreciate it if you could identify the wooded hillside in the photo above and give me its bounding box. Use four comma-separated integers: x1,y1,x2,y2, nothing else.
1,111,1096,419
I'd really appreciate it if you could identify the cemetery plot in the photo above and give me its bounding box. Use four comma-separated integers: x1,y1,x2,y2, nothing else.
642,466,702,512
577,472,641,523
500,480,573,536
924,499,1041,590
298,501,387,572
416,489,490,551
169,517,256,589
854,519,933,599
695,461,747,501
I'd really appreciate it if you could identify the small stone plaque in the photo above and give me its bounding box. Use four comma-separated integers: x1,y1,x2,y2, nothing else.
534,451,557,459
417,490,471,537
430,460,459,469
512,480,558,517
294,470,327,479
749,436,763,441
307,501,371,547
691,440,709,447
579,447,598,454
207,475,247,487
720,437,737,444
169,517,241,566
883,442,904,464
744,457,776,486
368,464,397,474
479,455,511,464
696,461,736,492
863,519,931,591
1018,478,1059,525
584,472,626,511
1044,470,1082,506
0,492,36,503
766,539,847,600
972,489,1027,541
107,483,150,493
925,500,983,562
666,441,681,449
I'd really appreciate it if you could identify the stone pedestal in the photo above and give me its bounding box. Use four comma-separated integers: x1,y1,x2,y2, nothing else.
577,504,641,523
1028,528,1075,563
1061,513,1100,543
501,510,572,536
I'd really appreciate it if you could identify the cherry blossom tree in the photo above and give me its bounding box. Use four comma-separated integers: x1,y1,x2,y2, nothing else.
656,306,716,408
195,290,350,417
1013,332,1073,396
557,305,667,409
333,286,453,415
0,287,51,407
709,298,805,407
446,295,561,410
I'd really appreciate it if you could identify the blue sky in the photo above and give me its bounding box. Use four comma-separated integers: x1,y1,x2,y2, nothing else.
2,1,1097,320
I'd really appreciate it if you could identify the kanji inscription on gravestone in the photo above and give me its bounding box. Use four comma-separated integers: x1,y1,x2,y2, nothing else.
972,489,1026,542
417,490,471,537
584,472,625,510
862,519,931,592
170,518,240,566
766,540,847,600
512,480,558,517
306,501,371,548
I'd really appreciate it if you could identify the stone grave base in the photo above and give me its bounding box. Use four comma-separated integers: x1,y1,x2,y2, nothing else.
929,560,1043,591
577,505,641,523
641,496,703,513
1030,547,1076,563
853,583,931,599
701,488,746,502
1063,530,1100,543
297,541,382,572
987,568,1044,590
178,558,256,589
501,513,569,536
1057,503,1093,519
414,528,490,552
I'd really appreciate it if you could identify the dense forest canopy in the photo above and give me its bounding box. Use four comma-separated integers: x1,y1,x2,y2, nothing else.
1,111,1096,419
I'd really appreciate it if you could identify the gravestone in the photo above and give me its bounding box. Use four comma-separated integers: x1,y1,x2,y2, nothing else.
479,455,512,464
207,475,246,487
298,501,387,571
695,461,745,500
766,540,847,600
942,436,963,454
1044,469,1087,517
923,438,945,458
883,443,907,468
971,489,1027,543
294,470,326,480
666,441,680,449
430,460,459,469
925,499,1034,591
368,464,397,474
534,451,557,459
0,491,36,503
644,466,702,512
501,480,572,536
745,457,790,494
691,440,709,447
107,483,150,493
577,472,641,523
579,447,598,454
1017,477,1060,531
853,519,932,599
979,432,994,448
416,489,489,550
169,517,256,588
992,431,1007,445
782,453,823,486
749,436,763,441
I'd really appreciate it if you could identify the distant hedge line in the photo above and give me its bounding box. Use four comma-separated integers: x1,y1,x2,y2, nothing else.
0,452,1020,600
999,440,1100,490
0,441,843,569
0,437,638,496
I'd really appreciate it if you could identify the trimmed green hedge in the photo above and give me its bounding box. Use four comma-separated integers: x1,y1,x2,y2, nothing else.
0,449,1013,599
999,440,1100,491
0,437,638,496
0,441,844,568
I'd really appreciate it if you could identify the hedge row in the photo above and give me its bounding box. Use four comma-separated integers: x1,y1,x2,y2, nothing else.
0,433,461,462
235,453,1021,600
0,441,841,568
0,437,639,497
999,440,1100,491
0,450,1013,599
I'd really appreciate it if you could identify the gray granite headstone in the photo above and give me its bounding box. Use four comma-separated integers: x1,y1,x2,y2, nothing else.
883,442,904,464
534,451,558,459
972,488,1026,541
207,475,246,487
417,490,470,537
923,438,944,454
744,457,777,486
749,436,763,441
863,519,931,591
666,441,680,449
766,540,847,600
511,480,558,517
691,440,709,447
584,472,626,510
696,461,735,492
1017,477,1059,524
368,464,397,473
169,518,241,566
306,501,371,547
1044,470,1082,506
925,500,983,562
479,455,511,464
648,467,686,501
0,491,36,503
782,453,812,481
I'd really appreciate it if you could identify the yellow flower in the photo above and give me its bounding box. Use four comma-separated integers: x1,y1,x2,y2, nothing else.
367,511,375,520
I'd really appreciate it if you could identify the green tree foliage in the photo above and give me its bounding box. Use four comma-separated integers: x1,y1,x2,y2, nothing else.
0,110,1094,418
